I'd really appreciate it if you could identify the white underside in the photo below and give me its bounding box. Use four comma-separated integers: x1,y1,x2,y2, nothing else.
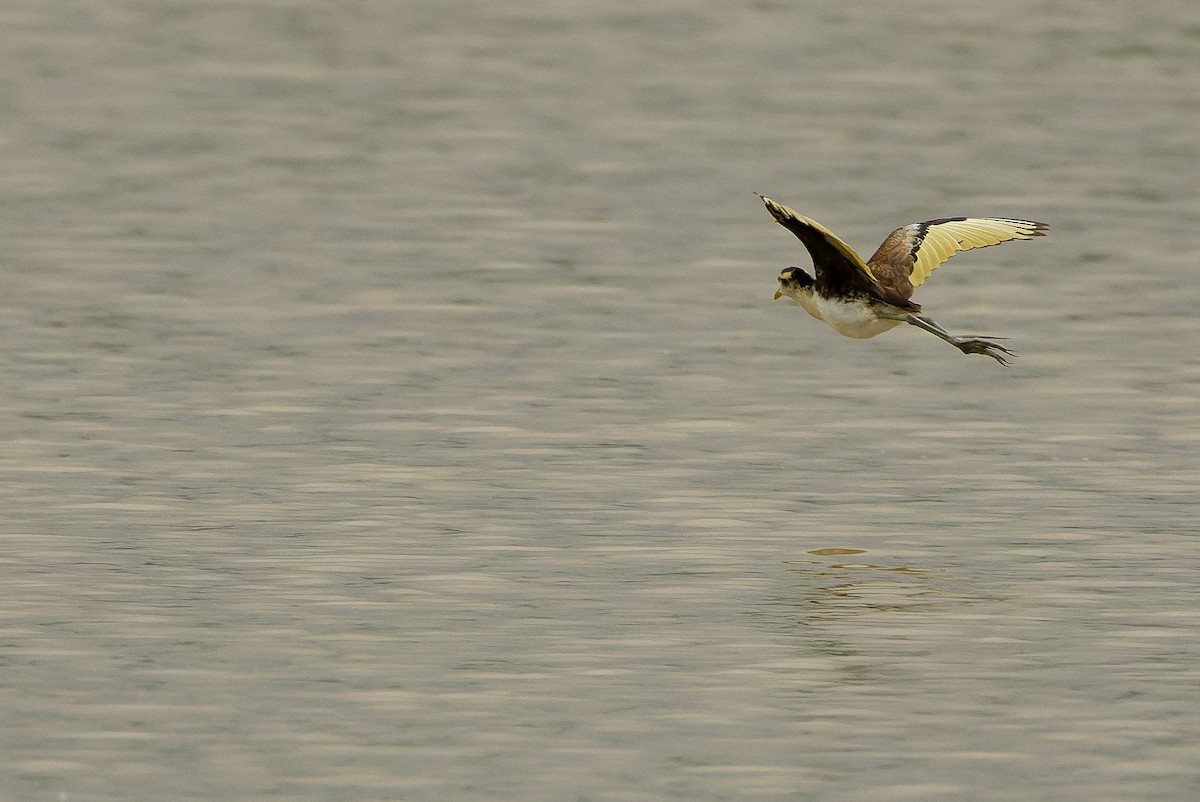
785,291,904,340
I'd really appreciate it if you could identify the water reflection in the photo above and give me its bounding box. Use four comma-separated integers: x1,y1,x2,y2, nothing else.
783,550,956,622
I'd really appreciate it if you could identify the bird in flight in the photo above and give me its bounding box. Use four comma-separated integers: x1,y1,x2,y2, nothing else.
760,195,1047,365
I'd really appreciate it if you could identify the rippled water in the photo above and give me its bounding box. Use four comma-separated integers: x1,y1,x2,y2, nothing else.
2,2,1199,800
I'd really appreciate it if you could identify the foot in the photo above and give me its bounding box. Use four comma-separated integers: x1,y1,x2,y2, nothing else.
954,337,1015,365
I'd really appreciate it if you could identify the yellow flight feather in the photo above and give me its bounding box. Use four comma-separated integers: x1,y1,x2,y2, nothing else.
909,218,1046,288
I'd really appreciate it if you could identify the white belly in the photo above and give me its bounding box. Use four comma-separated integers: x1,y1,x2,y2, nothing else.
807,295,903,339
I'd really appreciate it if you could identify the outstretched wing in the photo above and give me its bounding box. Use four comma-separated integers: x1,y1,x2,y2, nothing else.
868,217,1049,293
760,196,902,303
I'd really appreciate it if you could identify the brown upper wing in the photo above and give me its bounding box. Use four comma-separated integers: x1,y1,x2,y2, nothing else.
867,217,1049,298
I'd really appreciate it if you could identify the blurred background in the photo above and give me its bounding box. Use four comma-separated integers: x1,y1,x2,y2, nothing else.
1,1,1198,800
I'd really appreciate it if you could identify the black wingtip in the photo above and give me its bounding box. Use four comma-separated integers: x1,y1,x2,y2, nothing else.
759,195,788,224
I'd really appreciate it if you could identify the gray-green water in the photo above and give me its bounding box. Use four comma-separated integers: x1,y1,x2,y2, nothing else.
2,2,1199,800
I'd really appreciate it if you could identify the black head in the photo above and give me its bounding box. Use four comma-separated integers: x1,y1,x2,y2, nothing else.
777,266,814,289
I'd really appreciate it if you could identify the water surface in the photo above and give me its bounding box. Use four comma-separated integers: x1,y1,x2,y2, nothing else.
1,2,1199,800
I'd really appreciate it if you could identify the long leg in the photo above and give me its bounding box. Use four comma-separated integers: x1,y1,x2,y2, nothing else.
905,314,1015,365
